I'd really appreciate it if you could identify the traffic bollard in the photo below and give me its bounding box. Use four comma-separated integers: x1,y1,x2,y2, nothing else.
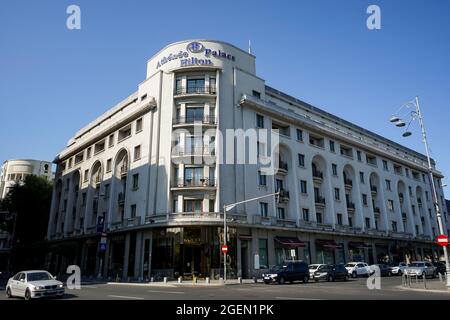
206,277,210,284
163,277,167,283
178,277,182,284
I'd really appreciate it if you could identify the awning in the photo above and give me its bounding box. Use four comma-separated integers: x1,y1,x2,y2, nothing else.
238,235,252,240
274,236,306,247
348,241,370,249
316,239,342,249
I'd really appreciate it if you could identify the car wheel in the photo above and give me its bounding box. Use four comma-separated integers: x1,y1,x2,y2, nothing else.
263,280,271,285
352,271,357,278
314,279,319,282
303,276,308,283
24,289,31,301
6,287,12,298
278,277,285,285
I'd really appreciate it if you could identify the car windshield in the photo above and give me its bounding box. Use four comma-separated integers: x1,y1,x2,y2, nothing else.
345,263,356,267
309,265,320,270
409,263,424,267
317,265,329,271
27,272,53,281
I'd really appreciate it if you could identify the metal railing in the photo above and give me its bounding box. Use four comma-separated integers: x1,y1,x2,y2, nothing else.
278,161,288,171
346,202,356,209
172,178,216,188
344,178,353,186
174,85,216,96
315,196,326,204
173,115,217,125
371,185,378,193
172,146,216,156
313,170,323,179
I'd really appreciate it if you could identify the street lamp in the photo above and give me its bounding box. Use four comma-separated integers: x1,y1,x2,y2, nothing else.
222,191,280,282
389,96,450,286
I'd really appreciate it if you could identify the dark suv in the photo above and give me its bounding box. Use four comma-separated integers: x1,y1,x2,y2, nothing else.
313,264,349,282
262,261,309,284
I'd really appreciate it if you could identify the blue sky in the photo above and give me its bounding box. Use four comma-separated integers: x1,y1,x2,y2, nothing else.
1,0,449,197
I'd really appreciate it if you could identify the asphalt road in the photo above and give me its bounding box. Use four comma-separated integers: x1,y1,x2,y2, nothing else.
1,277,449,300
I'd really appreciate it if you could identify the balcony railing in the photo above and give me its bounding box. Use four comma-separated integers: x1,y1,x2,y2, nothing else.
174,85,216,96
315,196,326,205
277,189,290,202
278,161,288,172
120,165,128,176
118,192,125,204
172,146,216,156
346,202,355,209
173,115,217,125
173,178,216,188
313,170,323,179
370,185,377,193
344,178,353,187
374,207,381,214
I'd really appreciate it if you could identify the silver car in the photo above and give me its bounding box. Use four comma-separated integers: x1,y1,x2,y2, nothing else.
5,270,64,300
404,261,436,278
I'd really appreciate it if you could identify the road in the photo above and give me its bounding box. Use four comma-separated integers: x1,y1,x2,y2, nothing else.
1,277,449,300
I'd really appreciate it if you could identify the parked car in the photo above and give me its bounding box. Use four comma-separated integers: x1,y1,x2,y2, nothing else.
433,261,446,276
345,262,371,278
262,261,310,284
390,262,407,275
308,264,327,278
313,264,349,282
5,270,64,300
404,261,436,278
369,264,392,277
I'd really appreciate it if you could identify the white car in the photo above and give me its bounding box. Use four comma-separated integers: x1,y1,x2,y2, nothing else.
308,264,327,278
5,270,64,300
345,262,372,278
391,262,407,275
404,261,436,278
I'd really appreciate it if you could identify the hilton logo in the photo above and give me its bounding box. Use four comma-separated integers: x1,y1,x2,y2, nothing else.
186,41,205,53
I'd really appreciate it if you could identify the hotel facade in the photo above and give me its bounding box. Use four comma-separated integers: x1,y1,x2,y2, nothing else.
46,40,449,280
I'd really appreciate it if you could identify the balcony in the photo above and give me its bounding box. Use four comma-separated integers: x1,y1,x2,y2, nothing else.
172,178,216,189
126,216,141,227
174,85,216,97
173,115,217,126
373,207,381,214
118,192,125,205
344,178,353,190
312,170,323,184
172,146,216,157
315,196,326,208
277,189,290,202
402,212,407,221
346,202,356,213
370,185,377,195
120,165,128,176
277,161,288,175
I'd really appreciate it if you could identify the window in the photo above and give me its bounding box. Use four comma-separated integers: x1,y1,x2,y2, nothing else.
316,212,323,224
185,106,204,122
388,200,394,211
415,225,419,234
258,171,267,186
141,94,147,101
332,164,337,176
412,205,416,215
392,221,398,232
365,218,371,229
109,134,115,147
348,216,353,227
309,134,324,148
134,145,141,161
252,90,261,99
272,121,290,136
187,78,205,93
257,142,266,157
94,140,105,154
359,172,365,184
209,78,216,92
340,145,353,158
296,129,303,141
118,125,132,141
394,164,402,175
136,118,143,133
184,199,202,212
429,208,432,218
130,204,137,218
104,184,110,198
362,194,368,206
277,207,286,219
366,154,377,166
68,158,73,168
260,202,268,217
302,208,309,221
357,150,362,161
337,214,343,225
298,154,305,167
132,174,139,190
412,171,420,180
300,180,307,194
173,199,179,213
106,159,112,172
84,169,89,182
256,114,264,128
425,191,429,201
405,168,410,177
382,160,389,171
259,239,268,268
86,147,92,159
329,140,335,152
334,188,340,201
385,179,391,191
209,200,215,212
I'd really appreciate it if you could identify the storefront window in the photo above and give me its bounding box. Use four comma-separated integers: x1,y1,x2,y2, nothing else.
335,244,345,264
316,246,335,264
259,239,268,268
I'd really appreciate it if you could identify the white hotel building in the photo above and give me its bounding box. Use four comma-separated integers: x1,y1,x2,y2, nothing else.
46,40,449,280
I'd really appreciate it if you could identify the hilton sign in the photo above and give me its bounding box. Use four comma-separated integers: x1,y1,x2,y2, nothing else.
156,41,236,69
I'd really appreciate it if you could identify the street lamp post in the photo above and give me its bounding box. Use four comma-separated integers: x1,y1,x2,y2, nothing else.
222,191,280,282
390,96,450,286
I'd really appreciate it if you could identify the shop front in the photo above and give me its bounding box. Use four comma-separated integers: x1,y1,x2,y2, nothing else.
348,241,369,262
315,239,341,264
274,236,306,265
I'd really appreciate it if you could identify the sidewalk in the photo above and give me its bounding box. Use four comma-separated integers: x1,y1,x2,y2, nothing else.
104,279,257,287
397,277,450,293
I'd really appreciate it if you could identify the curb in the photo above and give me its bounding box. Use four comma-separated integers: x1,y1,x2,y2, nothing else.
106,281,254,287
395,285,450,294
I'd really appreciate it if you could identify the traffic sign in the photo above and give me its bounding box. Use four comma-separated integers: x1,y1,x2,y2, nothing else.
221,245,228,253
436,234,449,247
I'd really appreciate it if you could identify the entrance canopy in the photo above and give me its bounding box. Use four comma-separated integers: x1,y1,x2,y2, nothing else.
316,239,342,249
274,236,305,247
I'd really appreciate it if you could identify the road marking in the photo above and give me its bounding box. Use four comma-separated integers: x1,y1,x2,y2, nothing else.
147,290,185,294
82,286,98,289
275,296,323,300
108,295,145,300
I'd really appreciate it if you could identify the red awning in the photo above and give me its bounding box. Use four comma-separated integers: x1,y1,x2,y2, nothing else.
316,239,342,249
348,241,370,249
274,236,306,247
